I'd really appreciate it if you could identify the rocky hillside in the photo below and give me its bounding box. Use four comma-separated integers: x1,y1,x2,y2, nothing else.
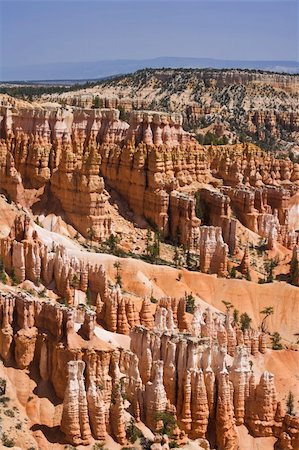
0,97,298,449
37,68,299,154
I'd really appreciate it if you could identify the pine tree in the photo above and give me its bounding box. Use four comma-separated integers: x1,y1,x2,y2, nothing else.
113,261,122,287
145,228,152,256
233,308,239,326
290,258,299,286
286,391,295,415
240,312,252,331
271,332,283,350
260,306,274,333
186,249,192,270
87,226,95,244
174,245,180,267
92,95,100,108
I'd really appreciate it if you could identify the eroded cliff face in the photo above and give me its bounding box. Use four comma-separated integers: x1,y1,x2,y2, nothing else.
39,69,299,153
0,279,298,449
1,104,298,279
0,100,298,449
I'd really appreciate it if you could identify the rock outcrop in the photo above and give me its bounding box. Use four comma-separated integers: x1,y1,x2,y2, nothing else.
61,360,92,445
199,226,228,276
1,103,299,255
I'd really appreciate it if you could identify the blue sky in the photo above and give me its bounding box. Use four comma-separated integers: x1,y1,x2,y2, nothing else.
0,0,298,69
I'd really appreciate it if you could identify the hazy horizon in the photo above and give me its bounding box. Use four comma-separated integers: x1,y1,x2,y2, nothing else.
0,0,298,80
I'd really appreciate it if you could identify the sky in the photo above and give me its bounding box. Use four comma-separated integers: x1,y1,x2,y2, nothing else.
0,0,298,72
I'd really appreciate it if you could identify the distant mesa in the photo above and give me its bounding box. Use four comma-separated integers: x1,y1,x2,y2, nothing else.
1,56,298,82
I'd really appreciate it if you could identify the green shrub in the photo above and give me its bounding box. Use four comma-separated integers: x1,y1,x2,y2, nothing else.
0,258,7,284
114,261,122,287
38,288,46,298
150,294,158,304
245,268,251,281
240,312,252,331
169,442,180,449
145,230,161,263
2,433,15,448
290,258,299,286
126,417,143,443
286,391,295,415
154,411,176,436
264,257,279,283
233,308,239,326
230,266,236,278
0,377,6,395
0,396,9,407
10,268,19,286
4,408,14,417
185,293,195,313
58,297,67,306
271,332,283,350
86,287,92,305
92,96,101,109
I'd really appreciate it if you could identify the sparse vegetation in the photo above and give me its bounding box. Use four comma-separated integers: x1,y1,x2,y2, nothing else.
102,233,122,256
92,96,101,109
154,411,176,436
10,268,19,286
245,268,251,281
118,106,130,122
38,288,47,298
0,396,9,406
86,287,92,305
4,408,15,417
0,258,7,284
230,266,236,278
264,257,279,283
233,308,240,326
195,192,209,224
173,245,183,268
0,377,6,395
186,249,192,270
145,229,161,263
256,238,267,256
185,293,195,313
114,261,122,287
71,274,79,289
87,226,96,243
126,417,143,443
34,217,44,228
271,332,283,350
2,433,15,448
290,258,299,286
260,306,274,333
58,297,67,306
222,300,233,312
240,312,252,331
286,391,295,415
150,292,158,304
196,131,229,146
92,443,106,450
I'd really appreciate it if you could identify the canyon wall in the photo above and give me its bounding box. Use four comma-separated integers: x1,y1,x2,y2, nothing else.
0,285,298,449
1,105,299,268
